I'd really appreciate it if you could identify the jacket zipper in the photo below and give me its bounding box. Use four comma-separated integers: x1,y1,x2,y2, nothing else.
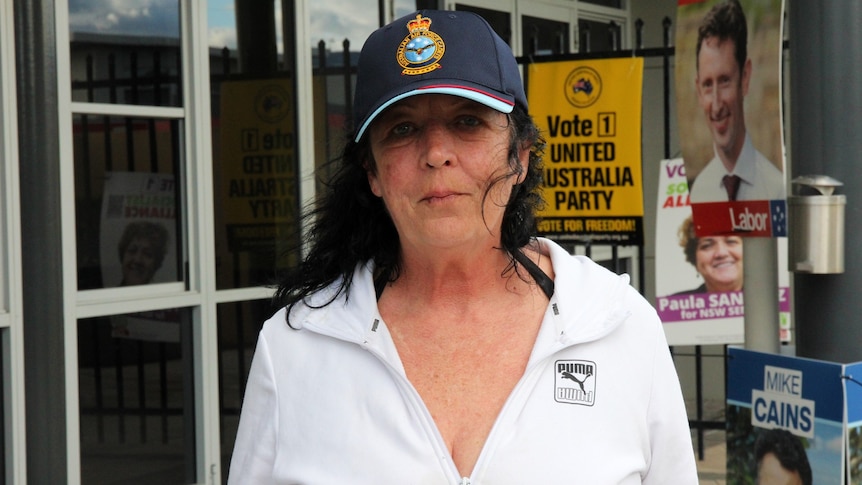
314,302,609,485
358,341,465,482
359,312,587,484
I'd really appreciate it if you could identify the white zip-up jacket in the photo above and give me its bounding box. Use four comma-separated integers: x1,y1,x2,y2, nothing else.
228,239,698,484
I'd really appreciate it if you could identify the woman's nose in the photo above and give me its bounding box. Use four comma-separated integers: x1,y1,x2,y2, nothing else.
420,123,454,168
714,241,730,256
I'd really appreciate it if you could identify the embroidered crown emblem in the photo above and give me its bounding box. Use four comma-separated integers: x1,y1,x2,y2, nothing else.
407,14,432,34
396,14,445,75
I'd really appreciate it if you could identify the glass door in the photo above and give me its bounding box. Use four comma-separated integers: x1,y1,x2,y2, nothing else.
58,0,220,482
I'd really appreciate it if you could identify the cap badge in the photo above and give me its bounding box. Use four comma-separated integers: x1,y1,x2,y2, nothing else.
396,14,445,75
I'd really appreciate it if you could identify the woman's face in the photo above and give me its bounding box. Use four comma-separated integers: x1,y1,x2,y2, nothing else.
121,237,159,285
695,236,743,292
366,95,527,254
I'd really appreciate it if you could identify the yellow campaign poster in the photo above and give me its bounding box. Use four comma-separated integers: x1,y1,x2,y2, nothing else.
219,79,299,254
529,58,644,244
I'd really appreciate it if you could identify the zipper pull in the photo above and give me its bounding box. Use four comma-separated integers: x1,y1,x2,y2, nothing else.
460,478,471,485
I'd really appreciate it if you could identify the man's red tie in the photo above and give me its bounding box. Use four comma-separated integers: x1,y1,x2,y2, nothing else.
723,174,741,201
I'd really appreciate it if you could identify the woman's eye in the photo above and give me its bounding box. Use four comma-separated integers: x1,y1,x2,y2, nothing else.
392,123,413,136
458,115,481,127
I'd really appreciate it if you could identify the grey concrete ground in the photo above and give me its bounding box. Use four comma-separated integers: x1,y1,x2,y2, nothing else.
695,429,727,484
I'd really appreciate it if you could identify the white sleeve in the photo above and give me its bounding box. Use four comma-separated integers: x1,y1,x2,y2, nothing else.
227,333,279,484
642,323,700,484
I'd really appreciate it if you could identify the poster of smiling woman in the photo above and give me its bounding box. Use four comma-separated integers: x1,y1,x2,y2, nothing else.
675,0,786,237
99,171,178,288
654,158,791,345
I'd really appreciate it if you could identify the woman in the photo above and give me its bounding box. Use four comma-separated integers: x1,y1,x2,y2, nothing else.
117,220,169,286
228,10,697,484
677,215,744,293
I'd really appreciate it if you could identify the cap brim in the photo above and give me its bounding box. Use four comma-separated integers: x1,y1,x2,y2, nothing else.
353,84,515,142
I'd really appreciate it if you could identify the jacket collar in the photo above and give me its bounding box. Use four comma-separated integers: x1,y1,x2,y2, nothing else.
294,239,632,357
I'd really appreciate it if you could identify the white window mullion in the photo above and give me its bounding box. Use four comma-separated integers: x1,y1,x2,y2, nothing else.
69,102,184,119
182,0,222,482
1,0,27,481
54,0,84,482
294,0,318,242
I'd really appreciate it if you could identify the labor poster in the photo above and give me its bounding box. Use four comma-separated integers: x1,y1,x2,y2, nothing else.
219,79,300,255
528,57,644,244
654,158,791,345
675,0,786,237
99,171,178,288
727,348,846,484
654,158,744,344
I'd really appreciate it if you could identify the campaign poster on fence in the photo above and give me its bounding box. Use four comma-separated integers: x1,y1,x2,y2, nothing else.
99,171,178,288
675,0,787,237
528,57,644,244
219,79,300,258
846,362,862,483
727,348,846,484
655,158,791,345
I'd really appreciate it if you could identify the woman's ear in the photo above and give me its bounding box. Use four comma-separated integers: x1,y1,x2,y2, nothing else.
365,160,383,197
368,173,382,197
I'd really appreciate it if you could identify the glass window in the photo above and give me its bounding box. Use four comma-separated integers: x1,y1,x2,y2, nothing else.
522,15,570,55
579,17,622,53
306,0,389,207
78,307,195,483
0,183,5,314
209,1,303,290
581,0,623,8
1,125,5,311
394,0,420,19
0,333,5,476
68,1,182,107
216,299,276,474
309,0,379,49
455,5,513,46
73,114,185,290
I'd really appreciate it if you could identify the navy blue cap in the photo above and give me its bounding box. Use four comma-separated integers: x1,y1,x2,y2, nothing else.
352,10,528,142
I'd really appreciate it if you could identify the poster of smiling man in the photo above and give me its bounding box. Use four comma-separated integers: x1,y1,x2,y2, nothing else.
675,0,786,237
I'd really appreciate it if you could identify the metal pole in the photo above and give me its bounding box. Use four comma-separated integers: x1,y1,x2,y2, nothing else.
743,237,780,353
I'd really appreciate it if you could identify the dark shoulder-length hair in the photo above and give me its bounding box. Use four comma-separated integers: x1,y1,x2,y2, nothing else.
273,105,545,316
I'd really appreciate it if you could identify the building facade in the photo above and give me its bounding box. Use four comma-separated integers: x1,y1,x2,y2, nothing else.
1,0,778,483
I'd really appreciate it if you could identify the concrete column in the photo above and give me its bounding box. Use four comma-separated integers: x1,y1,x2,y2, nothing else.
14,0,68,482
789,2,862,362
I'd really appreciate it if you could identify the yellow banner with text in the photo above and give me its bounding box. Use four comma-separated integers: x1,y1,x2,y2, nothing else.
528,57,644,243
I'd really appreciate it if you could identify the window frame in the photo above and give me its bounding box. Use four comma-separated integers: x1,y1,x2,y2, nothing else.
575,0,630,52
0,0,27,482
54,0,224,482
